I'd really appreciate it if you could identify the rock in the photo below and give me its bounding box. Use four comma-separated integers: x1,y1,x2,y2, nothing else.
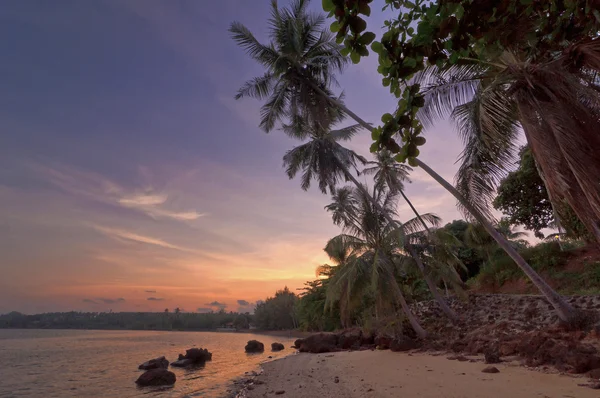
338,328,362,349
171,358,195,367
334,376,339,383
374,333,393,350
589,368,600,379
245,340,265,353
271,342,285,351
184,348,212,362
135,368,176,386
275,390,285,395
293,338,304,349
482,366,500,374
297,333,339,353
390,336,420,352
138,356,169,370
484,348,501,364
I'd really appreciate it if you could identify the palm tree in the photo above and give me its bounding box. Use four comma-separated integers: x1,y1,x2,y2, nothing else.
283,113,458,320
229,0,347,132
413,55,600,248
364,149,467,289
230,0,576,322
324,185,428,338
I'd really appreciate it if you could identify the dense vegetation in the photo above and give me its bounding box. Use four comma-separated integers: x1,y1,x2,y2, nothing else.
0,310,253,331
230,0,600,333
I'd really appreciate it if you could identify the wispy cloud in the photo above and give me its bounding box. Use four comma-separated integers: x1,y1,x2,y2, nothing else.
237,299,250,306
144,290,157,293
205,300,227,310
196,307,213,313
32,162,204,222
147,297,165,301
82,297,125,304
92,225,194,252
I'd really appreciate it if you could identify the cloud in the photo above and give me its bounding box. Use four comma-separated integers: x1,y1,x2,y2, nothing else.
82,298,125,304
97,298,125,304
92,225,194,252
205,301,227,309
196,307,213,313
145,290,157,293
147,297,165,301
236,299,256,313
33,162,204,222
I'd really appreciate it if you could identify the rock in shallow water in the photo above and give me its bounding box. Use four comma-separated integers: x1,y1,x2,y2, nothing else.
245,340,265,353
271,342,285,351
138,356,169,370
135,368,176,386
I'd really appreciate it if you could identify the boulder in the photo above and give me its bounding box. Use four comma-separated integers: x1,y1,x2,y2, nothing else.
170,347,212,367
484,348,501,364
390,336,420,352
482,366,500,374
271,342,285,351
297,333,338,353
184,348,212,362
170,358,194,367
138,356,169,370
589,368,600,380
338,329,362,350
135,368,176,386
245,340,265,353
374,333,393,350
293,338,304,349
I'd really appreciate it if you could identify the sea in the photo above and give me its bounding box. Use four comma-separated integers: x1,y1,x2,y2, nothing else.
0,329,297,397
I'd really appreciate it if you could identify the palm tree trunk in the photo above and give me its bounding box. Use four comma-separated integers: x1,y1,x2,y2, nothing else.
406,244,459,321
381,253,428,339
414,159,576,322
306,80,577,323
336,165,429,336
399,189,466,288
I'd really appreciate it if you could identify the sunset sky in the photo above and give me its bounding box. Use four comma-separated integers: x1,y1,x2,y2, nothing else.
0,0,469,314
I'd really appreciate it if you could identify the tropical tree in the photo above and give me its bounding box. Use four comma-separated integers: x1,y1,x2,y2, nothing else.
364,149,466,287
232,0,576,322
324,185,429,338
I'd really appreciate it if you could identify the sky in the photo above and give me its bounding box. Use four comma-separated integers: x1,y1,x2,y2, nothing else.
0,0,470,314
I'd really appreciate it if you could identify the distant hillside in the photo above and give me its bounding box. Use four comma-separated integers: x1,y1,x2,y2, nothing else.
0,310,254,331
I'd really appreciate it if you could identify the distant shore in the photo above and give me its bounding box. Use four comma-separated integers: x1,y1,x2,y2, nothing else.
237,350,598,398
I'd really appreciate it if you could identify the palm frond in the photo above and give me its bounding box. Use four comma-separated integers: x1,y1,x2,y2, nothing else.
235,73,275,100
229,22,279,67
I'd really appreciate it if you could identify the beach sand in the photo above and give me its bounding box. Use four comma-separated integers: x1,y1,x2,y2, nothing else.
242,350,598,397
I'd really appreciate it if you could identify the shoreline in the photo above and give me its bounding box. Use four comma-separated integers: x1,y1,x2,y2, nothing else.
234,350,599,397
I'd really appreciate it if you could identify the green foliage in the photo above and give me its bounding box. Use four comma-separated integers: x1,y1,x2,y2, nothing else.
0,310,252,331
324,0,599,163
494,146,588,240
253,287,298,330
296,279,342,331
440,220,486,279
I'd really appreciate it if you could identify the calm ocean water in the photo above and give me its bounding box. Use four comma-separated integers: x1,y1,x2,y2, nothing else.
0,329,296,398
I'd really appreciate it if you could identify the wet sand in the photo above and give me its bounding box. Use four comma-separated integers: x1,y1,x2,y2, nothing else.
242,350,598,397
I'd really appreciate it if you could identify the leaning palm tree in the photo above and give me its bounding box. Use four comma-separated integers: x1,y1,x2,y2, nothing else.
283,112,458,321
230,0,347,132
364,149,467,288
413,54,600,247
324,186,429,338
230,0,576,322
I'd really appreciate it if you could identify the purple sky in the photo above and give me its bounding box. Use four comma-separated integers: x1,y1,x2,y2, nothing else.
0,0,471,314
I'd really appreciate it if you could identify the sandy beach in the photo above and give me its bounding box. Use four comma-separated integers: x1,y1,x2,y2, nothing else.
241,350,598,398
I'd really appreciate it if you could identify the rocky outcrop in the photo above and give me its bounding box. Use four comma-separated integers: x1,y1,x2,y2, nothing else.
297,333,339,353
138,356,169,370
245,340,265,353
135,368,176,386
374,333,393,350
338,328,362,350
170,347,212,367
390,336,420,352
271,342,285,351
